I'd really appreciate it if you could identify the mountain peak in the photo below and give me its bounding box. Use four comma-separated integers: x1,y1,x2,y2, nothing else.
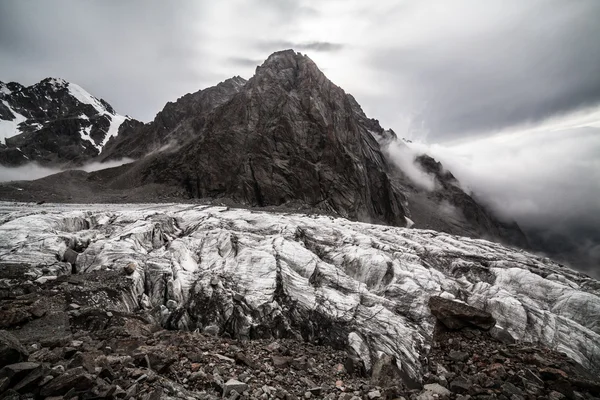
249,49,329,93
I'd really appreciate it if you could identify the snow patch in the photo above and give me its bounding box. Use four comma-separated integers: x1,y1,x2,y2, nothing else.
0,101,27,144
68,82,128,152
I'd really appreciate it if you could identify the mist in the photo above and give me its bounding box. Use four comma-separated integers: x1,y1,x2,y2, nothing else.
0,158,134,182
381,140,437,191
403,108,600,278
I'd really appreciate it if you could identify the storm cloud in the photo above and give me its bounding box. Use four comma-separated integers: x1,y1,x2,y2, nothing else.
1,0,599,275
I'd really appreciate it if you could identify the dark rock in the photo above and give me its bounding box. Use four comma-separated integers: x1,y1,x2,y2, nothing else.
12,365,47,393
0,376,9,393
308,387,322,396
539,367,568,381
0,389,20,400
40,367,94,396
62,248,79,265
548,379,574,399
272,355,293,369
501,382,523,398
428,297,496,330
0,362,40,384
449,351,470,362
370,354,403,388
449,377,472,394
0,331,28,368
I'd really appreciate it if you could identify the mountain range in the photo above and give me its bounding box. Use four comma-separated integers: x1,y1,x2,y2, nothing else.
0,50,599,397
0,50,527,250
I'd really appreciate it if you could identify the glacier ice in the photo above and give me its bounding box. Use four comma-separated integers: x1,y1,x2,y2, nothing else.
0,202,598,382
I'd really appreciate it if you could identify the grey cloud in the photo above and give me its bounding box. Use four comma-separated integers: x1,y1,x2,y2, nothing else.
0,0,210,122
227,57,263,67
366,1,600,141
257,40,345,53
412,125,600,278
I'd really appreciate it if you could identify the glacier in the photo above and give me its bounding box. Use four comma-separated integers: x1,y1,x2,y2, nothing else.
0,202,598,383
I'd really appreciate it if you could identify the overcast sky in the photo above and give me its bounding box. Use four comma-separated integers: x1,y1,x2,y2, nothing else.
1,0,599,275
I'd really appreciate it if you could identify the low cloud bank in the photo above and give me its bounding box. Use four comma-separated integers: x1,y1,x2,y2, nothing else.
0,158,134,182
382,141,436,191
405,108,600,278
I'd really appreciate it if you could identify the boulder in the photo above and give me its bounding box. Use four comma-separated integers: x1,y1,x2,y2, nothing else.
370,354,403,388
40,367,94,396
62,248,79,265
0,331,29,367
223,379,248,397
0,362,40,384
428,296,495,330
123,262,137,275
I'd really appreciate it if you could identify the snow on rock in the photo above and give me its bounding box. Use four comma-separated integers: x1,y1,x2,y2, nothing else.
0,202,599,382
0,100,27,144
68,82,129,152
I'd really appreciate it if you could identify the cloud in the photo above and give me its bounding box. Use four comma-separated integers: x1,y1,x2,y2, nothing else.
2,0,599,138
0,159,134,182
257,41,345,52
406,108,600,277
381,141,436,191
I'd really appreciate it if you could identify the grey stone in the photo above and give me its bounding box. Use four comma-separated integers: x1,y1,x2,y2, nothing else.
223,379,248,397
422,383,451,397
0,331,28,368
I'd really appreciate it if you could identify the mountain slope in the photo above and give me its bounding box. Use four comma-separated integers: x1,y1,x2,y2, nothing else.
0,78,131,166
100,76,247,161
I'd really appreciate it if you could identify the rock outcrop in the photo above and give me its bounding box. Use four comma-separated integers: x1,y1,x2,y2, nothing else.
428,296,496,331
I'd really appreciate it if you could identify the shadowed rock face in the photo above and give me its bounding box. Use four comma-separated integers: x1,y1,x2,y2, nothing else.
123,50,407,225
428,296,496,330
100,76,248,161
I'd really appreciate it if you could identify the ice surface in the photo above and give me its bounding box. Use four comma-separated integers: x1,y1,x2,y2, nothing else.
0,202,598,381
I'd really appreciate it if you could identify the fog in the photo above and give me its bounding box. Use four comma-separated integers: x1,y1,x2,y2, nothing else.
403,108,600,278
0,158,134,182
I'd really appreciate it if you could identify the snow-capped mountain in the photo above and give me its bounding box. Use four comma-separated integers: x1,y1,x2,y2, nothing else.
0,78,130,166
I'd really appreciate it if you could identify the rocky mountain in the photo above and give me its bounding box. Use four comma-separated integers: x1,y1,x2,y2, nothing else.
0,51,526,247
0,202,598,399
0,78,131,166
